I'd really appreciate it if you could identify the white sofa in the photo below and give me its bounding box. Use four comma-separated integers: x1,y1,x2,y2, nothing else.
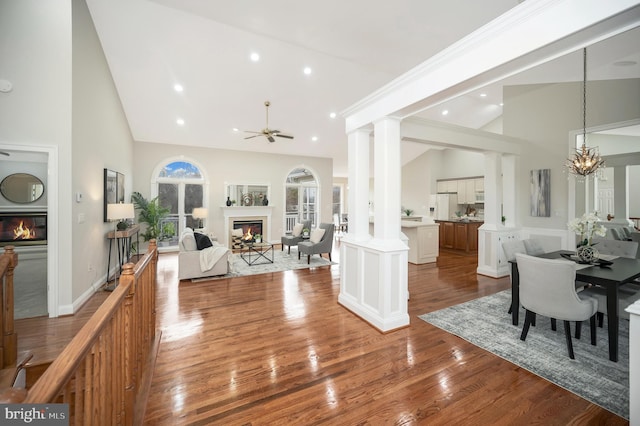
178,227,231,280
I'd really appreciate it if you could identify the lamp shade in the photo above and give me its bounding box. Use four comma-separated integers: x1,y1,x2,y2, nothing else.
107,203,135,221
192,207,208,219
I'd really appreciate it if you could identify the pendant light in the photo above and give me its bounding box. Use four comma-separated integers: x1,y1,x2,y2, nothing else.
566,48,605,179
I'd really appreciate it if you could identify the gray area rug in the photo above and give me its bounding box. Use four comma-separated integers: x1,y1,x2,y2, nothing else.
191,247,335,281
419,290,629,419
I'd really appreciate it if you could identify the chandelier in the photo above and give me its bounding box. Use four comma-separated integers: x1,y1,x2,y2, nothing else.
565,48,605,178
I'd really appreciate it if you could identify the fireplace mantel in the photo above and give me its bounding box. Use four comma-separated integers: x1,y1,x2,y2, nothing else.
222,206,273,247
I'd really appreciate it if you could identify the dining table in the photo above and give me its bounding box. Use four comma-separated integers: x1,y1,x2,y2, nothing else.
510,250,640,362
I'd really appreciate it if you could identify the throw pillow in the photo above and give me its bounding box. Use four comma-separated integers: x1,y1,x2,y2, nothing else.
292,223,304,237
194,232,213,250
309,228,325,244
231,228,244,237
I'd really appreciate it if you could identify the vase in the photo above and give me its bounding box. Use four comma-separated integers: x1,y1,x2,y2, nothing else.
226,197,232,206
576,245,599,263
263,196,268,206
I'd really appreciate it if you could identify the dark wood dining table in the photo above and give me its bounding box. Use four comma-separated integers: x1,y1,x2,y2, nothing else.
510,250,640,362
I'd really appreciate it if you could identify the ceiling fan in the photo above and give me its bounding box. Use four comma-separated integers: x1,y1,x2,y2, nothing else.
244,101,294,143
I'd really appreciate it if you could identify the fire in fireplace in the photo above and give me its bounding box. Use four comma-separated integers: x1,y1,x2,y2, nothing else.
233,220,263,242
0,212,47,246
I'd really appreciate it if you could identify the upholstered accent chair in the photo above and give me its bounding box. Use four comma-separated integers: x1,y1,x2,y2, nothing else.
298,223,334,264
516,253,598,359
281,219,312,254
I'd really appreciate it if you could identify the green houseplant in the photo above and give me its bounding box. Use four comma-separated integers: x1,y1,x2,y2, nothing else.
131,191,170,242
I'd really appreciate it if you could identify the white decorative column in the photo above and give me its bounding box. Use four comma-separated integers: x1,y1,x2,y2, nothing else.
339,118,409,333
478,152,520,278
613,165,628,223
347,129,371,240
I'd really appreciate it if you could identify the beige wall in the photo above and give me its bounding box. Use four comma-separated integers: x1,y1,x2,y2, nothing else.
132,142,333,245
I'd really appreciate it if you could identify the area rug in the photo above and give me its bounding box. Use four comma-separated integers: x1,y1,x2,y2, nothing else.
191,248,336,281
418,290,629,419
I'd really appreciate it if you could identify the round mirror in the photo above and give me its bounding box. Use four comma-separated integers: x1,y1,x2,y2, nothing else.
0,173,45,203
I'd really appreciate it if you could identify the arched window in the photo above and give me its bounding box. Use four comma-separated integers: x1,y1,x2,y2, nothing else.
284,167,319,232
152,159,208,248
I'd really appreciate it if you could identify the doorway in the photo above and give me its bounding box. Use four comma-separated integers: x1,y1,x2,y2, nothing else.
284,168,318,232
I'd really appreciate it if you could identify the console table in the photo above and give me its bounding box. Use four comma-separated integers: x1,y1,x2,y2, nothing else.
106,224,140,282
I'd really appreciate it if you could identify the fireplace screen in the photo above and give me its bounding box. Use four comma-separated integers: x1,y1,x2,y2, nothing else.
0,212,47,246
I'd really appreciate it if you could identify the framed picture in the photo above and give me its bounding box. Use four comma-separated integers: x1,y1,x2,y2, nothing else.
104,168,117,222
530,169,551,217
116,172,125,204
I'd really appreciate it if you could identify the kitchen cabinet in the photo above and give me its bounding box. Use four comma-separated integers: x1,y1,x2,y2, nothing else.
464,180,476,204
438,221,455,249
436,220,482,252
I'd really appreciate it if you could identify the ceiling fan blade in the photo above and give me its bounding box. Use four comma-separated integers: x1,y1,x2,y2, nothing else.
244,134,262,140
0,151,9,156
267,135,275,143
275,133,294,139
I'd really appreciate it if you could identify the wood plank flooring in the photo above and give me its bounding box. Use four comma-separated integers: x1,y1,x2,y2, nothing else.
15,246,627,425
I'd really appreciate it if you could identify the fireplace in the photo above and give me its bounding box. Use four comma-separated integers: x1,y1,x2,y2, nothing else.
0,212,47,246
233,219,263,237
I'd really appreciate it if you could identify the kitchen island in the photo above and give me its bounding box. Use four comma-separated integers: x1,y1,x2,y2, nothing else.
401,220,439,264
435,220,483,252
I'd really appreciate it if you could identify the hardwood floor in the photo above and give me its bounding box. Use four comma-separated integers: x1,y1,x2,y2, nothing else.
16,245,626,425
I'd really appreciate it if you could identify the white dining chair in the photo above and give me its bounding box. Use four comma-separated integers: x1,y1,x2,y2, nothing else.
515,253,598,359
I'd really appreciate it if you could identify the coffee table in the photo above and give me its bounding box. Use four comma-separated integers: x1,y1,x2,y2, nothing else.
240,242,274,266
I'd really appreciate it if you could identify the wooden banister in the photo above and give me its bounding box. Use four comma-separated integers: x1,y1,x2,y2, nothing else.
21,240,158,425
0,245,18,368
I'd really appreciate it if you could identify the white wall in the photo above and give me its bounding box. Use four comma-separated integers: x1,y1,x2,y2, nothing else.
132,142,333,246
503,79,640,230
630,165,640,218
71,0,134,305
1,1,135,315
0,0,73,314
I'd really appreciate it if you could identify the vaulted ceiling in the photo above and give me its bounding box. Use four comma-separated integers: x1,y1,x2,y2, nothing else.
86,0,640,176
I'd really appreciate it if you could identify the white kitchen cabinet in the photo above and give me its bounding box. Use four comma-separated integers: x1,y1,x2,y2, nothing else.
464,179,476,203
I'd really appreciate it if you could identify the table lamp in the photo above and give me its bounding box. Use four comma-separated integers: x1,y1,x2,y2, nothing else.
108,202,135,230
192,207,208,229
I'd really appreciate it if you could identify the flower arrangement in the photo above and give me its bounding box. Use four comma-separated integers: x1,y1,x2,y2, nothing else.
568,212,606,247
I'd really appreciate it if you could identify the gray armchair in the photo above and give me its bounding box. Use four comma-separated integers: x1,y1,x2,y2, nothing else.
516,253,598,359
298,223,334,264
281,219,312,254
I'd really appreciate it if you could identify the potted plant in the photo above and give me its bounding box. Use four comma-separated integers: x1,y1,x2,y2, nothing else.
131,191,170,242
254,233,262,243
159,221,176,246
302,228,310,238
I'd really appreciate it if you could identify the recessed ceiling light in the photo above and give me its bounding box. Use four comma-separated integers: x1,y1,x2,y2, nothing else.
311,136,318,142
441,110,449,116
329,112,337,119
480,93,487,97
174,84,184,92
250,52,260,62
499,102,504,107
303,67,312,75
176,118,185,126
232,128,239,132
